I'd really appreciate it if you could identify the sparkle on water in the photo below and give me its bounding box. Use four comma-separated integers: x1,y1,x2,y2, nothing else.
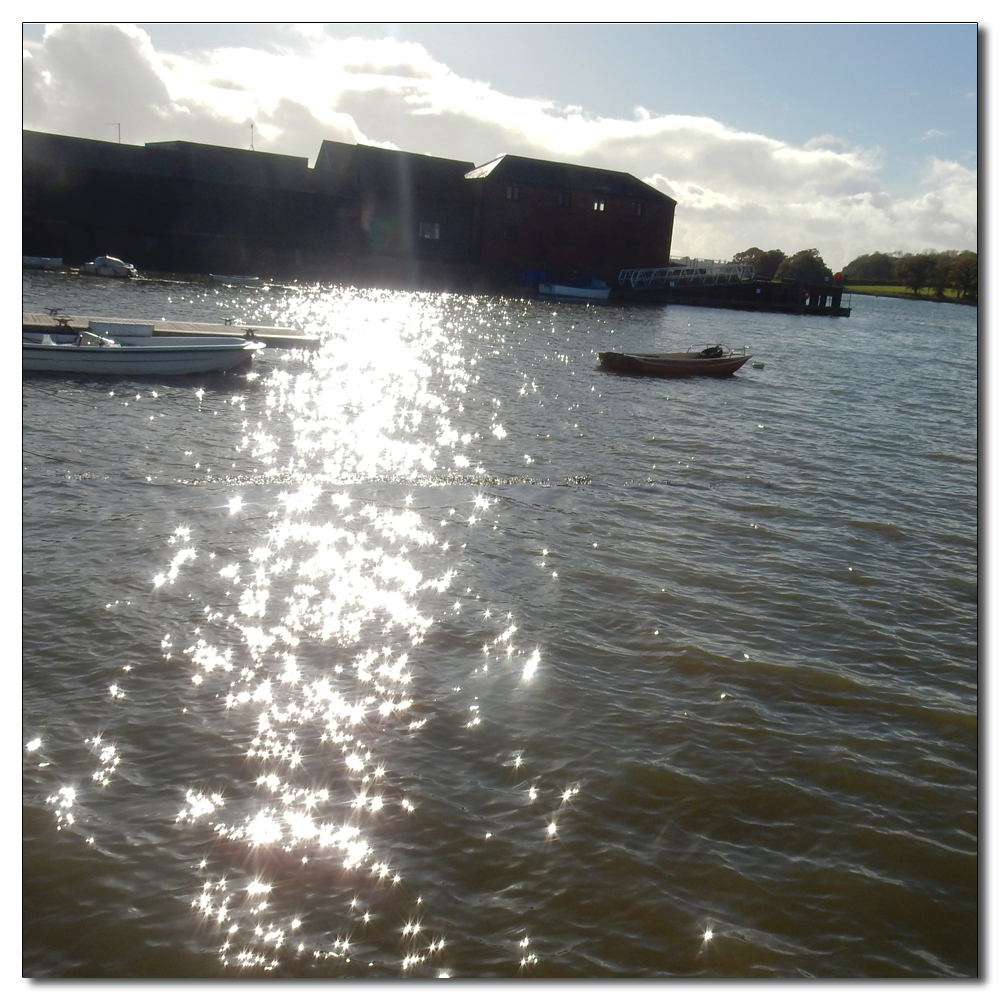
138,289,569,972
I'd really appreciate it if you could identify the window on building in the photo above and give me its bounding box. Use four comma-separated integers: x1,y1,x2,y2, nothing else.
593,198,605,212
503,224,520,242
506,184,519,201
556,190,571,207
418,221,440,240
630,201,643,216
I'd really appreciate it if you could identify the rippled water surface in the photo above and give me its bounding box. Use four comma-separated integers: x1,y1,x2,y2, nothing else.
22,272,977,977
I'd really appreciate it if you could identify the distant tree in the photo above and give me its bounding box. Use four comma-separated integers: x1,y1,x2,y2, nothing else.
758,249,787,280
930,251,958,298
949,252,978,301
841,251,899,282
897,253,938,295
773,248,833,284
732,247,786,280
732,247,763,266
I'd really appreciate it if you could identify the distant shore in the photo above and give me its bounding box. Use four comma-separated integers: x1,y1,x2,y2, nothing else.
843,284,976,306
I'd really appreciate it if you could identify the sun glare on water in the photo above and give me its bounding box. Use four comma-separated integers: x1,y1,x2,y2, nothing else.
135,290,564,973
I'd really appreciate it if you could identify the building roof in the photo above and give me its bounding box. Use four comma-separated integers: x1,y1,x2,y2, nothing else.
313,141,478,204
144,140,310,187
316,141,474,172
464,153,675,203
145,139,307,166
315,141,475,190
22,130,312,190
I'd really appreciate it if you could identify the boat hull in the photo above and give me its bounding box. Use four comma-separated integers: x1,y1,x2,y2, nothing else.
598,351,751,377
538,283,611,303
78,266,137,278
23,313,318,349
23,342,260,376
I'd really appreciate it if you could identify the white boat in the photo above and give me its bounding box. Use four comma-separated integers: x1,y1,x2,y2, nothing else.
23,323,261,375
23,312,319,349
77,255,139,278
538,276,611,303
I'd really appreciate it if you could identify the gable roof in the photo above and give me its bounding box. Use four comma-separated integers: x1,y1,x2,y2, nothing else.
465,153,675,203
315,141,475,193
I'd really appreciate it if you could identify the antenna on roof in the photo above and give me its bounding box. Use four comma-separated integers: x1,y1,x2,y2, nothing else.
106,123,121,144
250,122,255,152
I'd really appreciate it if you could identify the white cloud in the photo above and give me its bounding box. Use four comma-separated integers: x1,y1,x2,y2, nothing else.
804,134,851,154
22,22,977,269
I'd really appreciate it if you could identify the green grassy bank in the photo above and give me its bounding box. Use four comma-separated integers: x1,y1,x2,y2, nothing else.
843,285,975,304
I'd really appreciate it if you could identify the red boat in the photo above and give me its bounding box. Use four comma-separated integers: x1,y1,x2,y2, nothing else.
598,345,751,377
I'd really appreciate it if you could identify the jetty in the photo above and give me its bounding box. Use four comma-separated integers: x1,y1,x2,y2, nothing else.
22,312,318,349
617,265,851,317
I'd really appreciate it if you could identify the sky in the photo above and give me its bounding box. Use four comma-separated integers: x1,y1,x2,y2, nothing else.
20,20,979,270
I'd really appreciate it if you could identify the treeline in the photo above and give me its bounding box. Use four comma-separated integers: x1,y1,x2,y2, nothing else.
840,250,977,301
731,247,833,283
729,246,978,302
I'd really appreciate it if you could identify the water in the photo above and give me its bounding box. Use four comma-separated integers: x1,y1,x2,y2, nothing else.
22,272,977,978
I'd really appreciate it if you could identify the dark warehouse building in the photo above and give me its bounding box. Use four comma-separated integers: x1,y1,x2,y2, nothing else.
23,129,677,292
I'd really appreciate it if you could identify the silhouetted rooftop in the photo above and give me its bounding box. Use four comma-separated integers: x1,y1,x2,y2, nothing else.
465,153,675,202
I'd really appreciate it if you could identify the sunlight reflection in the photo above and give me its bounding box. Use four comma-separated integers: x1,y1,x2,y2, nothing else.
47,785,76,828
145,289,558,972
522,649,541,681
177,790,223,820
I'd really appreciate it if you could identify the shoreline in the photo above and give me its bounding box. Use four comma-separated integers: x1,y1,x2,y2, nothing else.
844,286,977,306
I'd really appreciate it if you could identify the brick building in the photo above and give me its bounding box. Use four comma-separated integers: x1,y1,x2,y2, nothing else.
465,154,676,286
22,130,340,276
314,141,476,265
23,130,676,290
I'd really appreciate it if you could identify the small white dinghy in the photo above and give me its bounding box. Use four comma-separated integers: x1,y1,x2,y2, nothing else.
23,321,262,376
77,255,139,278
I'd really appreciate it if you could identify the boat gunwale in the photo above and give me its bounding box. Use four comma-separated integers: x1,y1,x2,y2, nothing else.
23,341,261,356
